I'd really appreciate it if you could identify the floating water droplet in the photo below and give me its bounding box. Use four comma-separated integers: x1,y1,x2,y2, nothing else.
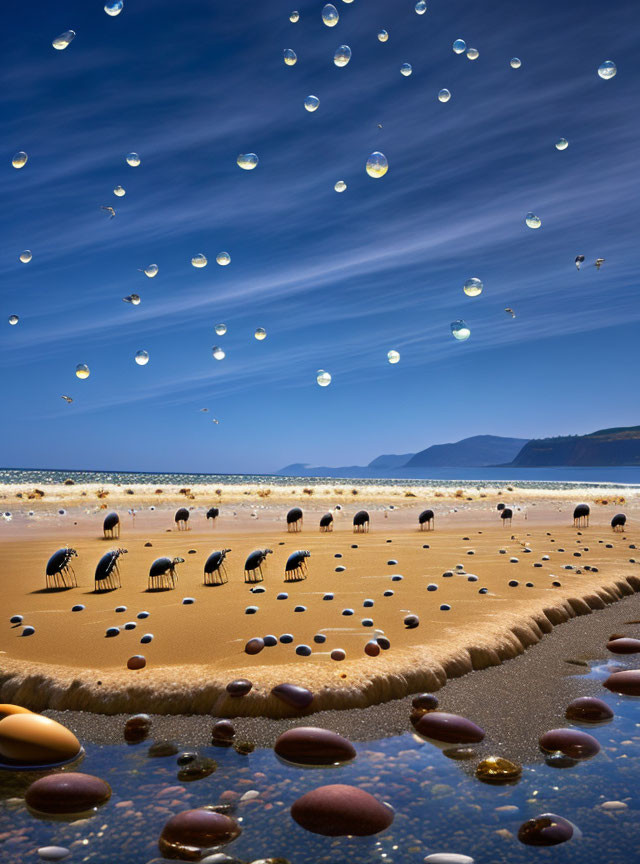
19,250,32,263
212,346,226,360
12,151,28,169
8,315,19,326
510,57,522,69
123,294,140,305
466,47,479,60
284,48,297,66
415,1,427,14
191,253,207,268
126,153,140,167
334,45,351,67
598,60,616,80
451,320,470,341
378,30,389,42
387,350,400,364
463,277,483,297
215,323,227,336
237,152,259,170
304,95,320,112
52,30,75,50
334,180,347,192
289,10,299,22
75,364,90,379
216,251,231,266
135,350,149,366
400,62,412,76
555,138,569,151
113,185,125,197
254,327,267,341
322,4,339,26
142,264,158,278
525,212,542,229
366,151,388,178
104,1,123,15
317,370,332,387
438,88,451,102
453,39,466,54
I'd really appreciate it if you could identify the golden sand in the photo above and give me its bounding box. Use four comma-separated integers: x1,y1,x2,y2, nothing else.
0,489,638,717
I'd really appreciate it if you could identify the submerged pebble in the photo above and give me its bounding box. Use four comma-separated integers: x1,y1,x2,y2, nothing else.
291,784,394,836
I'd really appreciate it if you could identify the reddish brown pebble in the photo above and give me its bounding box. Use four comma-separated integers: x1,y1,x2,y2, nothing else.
607,637,640,654
539,728,600,760
604,669,640,696
158,808,241,859
413,711,485,744
25,772,111,815
226,679,252,697
271,683,313,709
245,638,264,655
275,727,356,766
330,649,346,661
412,693,439,711
212,720,235,741
518,813,573,846
127,655,146,670
565,697,614,723
291,784,393,836
364,640,380,656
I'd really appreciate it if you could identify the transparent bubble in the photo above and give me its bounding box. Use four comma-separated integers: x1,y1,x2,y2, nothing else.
142,264,158,278
555,138,569,151
254,327,267,341
12,151,28,169
466,48,479,60
366,151,388,178
212,346,226,361
463,277,483,297
75,364,90,379
334,180,347,192
123,294,141,305
216,251,231,266
438,88,451,102
453,39,466,54
400,63,412,77
215,323,227,336
525,212,542,229
451,320,470,341
284,48,297,66
387,350,400,364
191,253,208,268
19,250,32,263
598,60,616,80
304,95,320,112
237,152,259,170
322,4,339,26
289,10,299,22
317,370,332,387
135,350,149,366
113,185,126,197
378,30,389,43
415,1,427,13
126,152,141,167
334,45,351,67
52,30,75,50
8,315,19,326
104,1,123,15
510,57,521,69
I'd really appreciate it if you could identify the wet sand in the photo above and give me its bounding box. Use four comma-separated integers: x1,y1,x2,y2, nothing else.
1,490,638,717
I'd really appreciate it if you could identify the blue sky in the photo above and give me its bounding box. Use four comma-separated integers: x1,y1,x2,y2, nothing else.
1,0,638,473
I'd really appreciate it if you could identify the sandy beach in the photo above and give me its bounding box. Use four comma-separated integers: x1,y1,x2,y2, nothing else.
1,485,638,717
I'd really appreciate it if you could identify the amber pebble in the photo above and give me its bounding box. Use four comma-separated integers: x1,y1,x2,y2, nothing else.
158,808,241,860
603,669,640,695
234,740,255,755
178,756,217,782
226,679,252,697
0,714,81,765
414,712,485,744
271,684,313,709
442,746,477,761
275,727,356,766
212,720,235,741
290,784,394,836
607,637,640,654
518,813,573,846
565,697,613,723
0,704,32,719
245,638,265,655
127,655,146,670
476,756,522,783
412,693,438,711
539,728,600,760
25,772,111,815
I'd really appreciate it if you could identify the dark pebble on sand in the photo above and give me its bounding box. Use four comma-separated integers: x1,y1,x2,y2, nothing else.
607,637,640,654
414,712,485,744
412,693,438,711
404,614,420,629
226,679,252,697
263,635,277,647
539,728,600,759
127,654,146,670
272,683,313,709
212,720,235,741
245,637,264,655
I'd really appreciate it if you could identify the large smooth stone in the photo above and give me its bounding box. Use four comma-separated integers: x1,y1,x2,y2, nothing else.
226,679,252,697
423,856,474,864
539,728,600,760
271,684,313,709
475,756,522,784
245,638,264,655
159,808,242,860
0,714,81,764
413,712,485,745
291,784,394,836
25,773,111,815
565,697,613,723
607,637,640,654
517,813,573,846
604,669,640,696
275,727,356,766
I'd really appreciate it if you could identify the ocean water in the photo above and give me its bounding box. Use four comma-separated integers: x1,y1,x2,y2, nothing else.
1,466,639,490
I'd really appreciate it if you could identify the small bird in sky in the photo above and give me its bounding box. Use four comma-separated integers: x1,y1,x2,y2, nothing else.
200,408,209,413
594,257,605,270
61,395,73,404
101,205,116,219
504,307,516,318
575,255,585,270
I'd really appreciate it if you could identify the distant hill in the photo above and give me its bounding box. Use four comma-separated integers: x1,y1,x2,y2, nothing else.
508,426,640,467
367,453,415,469
405,435,529,468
